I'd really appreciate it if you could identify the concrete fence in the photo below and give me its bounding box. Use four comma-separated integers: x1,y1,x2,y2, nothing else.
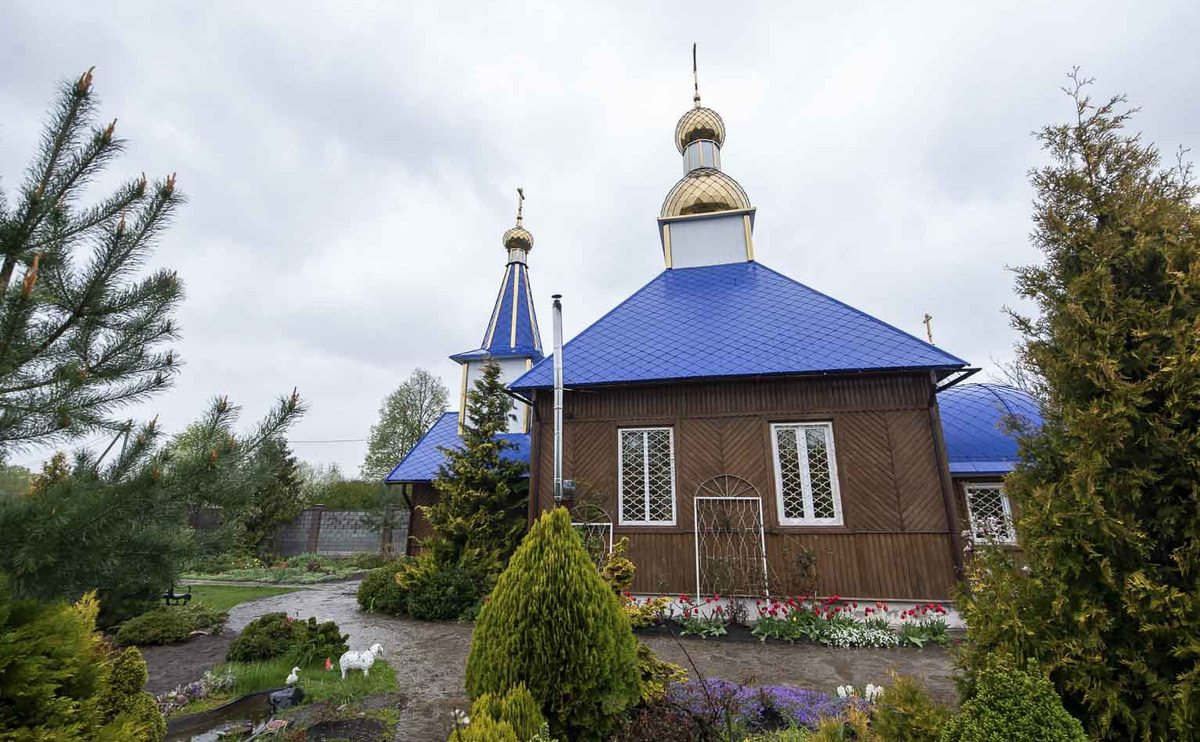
190,506,411,557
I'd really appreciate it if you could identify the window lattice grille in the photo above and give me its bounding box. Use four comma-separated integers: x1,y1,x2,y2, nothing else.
964,484,1017,544
805,428,836,519
619,428,676,524
772,423,841,525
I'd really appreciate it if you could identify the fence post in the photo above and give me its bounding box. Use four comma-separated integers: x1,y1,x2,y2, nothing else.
307,505,325,554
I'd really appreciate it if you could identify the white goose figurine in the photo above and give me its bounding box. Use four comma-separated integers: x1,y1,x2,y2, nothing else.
285,666,300,686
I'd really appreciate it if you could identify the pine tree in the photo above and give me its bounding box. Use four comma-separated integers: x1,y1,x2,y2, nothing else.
423,359,528,565
0,391,304,624
0,68,184,454
360,368,448,481
961,73,1200,739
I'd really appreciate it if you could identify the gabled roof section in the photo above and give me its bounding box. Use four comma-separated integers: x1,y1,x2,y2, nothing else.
453,262,543,363
938,383,1043,475
510,261,966,390
384,411,531,484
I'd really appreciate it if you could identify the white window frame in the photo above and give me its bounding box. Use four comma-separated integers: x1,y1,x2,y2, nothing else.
963,482,1018,546
770,422,844,526
617,427,677,526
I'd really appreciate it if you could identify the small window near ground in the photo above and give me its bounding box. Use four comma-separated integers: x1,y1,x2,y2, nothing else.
618,427,676,525
963,483,1017,545
770,422,843,526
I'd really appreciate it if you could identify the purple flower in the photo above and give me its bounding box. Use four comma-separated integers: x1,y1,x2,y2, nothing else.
666,679,851,730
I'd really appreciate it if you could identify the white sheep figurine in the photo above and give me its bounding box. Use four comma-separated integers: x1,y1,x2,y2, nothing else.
338,643,383,680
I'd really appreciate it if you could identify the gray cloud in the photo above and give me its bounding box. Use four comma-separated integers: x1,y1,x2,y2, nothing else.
2,0,1198,473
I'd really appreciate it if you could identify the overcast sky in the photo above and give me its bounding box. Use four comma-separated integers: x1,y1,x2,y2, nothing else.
3,1,1198,475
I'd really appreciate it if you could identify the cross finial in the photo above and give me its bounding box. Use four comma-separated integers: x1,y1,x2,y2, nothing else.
516,187,525,225
692,43,701,107
922,313,934,344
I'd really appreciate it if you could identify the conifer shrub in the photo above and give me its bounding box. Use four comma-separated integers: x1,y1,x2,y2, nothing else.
356,559,411,614
98,648,166,742
468,684,546,740
870,675,950,742
225,612,347,664
451,715,520,742
401,553,487,621
0,577,163,740
226,612,296,662
636,643,687,704
939,656,1085,742
465,508,640,741
115,604,227,646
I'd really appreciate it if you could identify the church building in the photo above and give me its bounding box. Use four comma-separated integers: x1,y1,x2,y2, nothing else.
389,64,1041,602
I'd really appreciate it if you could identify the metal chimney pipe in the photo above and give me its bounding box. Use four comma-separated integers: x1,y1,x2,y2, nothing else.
552,294,565,502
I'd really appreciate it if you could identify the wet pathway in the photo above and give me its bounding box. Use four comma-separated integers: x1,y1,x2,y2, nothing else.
226,581,473,740
150,582,957,740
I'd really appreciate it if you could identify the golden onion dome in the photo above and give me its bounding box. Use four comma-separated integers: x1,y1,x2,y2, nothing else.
660,167,751,218
502,222,533,252
675,106,725,153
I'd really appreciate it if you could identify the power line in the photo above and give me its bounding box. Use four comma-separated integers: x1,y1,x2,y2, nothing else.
289,438,368,444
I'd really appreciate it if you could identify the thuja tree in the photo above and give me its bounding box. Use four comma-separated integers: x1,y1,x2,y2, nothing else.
0,391,303,624
234,437,305,557
0,68,183,453
424,359,529,565
465,508,640,741
960,73,1200,739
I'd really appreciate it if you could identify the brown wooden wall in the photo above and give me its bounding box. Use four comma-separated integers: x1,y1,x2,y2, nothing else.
405,482,438,556
529,373,961,600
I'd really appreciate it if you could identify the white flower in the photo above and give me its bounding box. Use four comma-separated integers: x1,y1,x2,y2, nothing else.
865,683,884,702
452,709,470,727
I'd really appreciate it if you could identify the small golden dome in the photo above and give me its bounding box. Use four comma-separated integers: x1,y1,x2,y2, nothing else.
502,223,533,252
675,106,725,153
660,168,750,217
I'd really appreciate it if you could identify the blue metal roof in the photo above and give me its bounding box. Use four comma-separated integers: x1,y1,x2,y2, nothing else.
510,262,967,390
938,383,1043,475
384,411,532,483
452,261,544,363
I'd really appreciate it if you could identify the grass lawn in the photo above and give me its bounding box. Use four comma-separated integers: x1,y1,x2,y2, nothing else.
186,583,300,613
168,657,398,717
221,656,397,704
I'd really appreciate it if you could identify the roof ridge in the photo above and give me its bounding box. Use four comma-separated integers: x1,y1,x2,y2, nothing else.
750,261,969,367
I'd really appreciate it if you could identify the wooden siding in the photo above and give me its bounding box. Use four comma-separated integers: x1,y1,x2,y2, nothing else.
405,482,437,556
529,373,961,599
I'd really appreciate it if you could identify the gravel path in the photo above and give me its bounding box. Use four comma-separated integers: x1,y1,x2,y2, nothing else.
146,581,957,740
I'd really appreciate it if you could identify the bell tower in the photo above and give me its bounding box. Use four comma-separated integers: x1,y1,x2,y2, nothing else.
449,189,544,433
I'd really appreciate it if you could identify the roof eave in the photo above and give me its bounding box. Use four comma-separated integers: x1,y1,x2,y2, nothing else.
509,363,970,394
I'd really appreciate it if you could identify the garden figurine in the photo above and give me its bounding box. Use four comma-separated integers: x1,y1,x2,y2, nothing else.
339,643,383,679
285,667,300,685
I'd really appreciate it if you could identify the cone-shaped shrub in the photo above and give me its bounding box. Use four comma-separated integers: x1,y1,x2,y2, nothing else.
471,684,545,741
466,508,640,741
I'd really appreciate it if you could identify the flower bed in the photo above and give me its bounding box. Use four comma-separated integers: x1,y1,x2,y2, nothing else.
633,594,952,649
666,678,858,733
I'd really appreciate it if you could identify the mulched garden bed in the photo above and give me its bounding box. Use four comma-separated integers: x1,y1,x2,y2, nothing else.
302,717,389,741
139,633,235,695
635,620,760,643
